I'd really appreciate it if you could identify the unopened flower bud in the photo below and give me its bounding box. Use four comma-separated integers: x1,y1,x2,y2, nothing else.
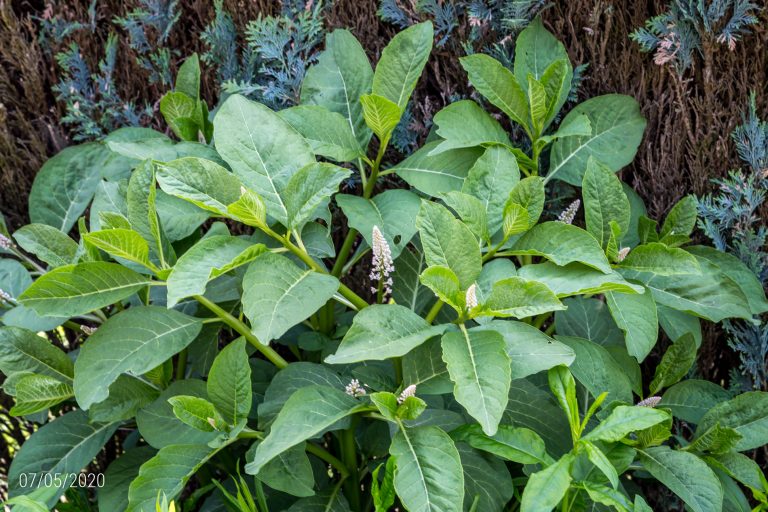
558,199,580,224
398,384,417,404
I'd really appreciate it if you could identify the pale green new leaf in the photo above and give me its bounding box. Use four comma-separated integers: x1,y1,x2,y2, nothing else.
390,425,464,512
442,328,511,435
84,228,156,271
606,290,659,362
419,265,464,312
226,187,267,228
10,374,74,416
660,195,698,240
278,105,362,162
506,176,545,230
582,441,619,489
19,262,150,317
480,277,565,318
430,100,511,155
207,338,252,425
74,306,202,409
246,385,362,475
527,75,548,136
156,157,241,215
519,454,574,512
13,224,78,267
360,93,402,141
242,253,340,343
455,424,550,465
167,395,221,432
372,21,433,110
284,162,350,230
618,243,700,275
462,145,521,235
326,304,448,364
441,191,489,242
583,406,670,443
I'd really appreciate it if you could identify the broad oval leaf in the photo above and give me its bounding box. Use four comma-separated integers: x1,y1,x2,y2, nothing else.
605,289,659,362
156,157,241,215
13,224,78,267
660,379,730,424
278,105,362,162
480,277,565,319
0,326,73,385
372,21,433,110
207,338,252,425
696,391,768,452
462,145,521,236
430,100,511,155
583,405,670,443
519,262,643,297
510,222,612,273
556,336,634,403
582,157,630,248
9,374,74,416
520,454,574,512
393,142,483,197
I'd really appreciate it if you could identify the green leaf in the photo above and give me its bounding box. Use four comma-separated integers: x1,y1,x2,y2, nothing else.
514,17,572,127
278,105,362,162
618,243,700,275
547,95,646,185
650,333,697,394
637,446,723,512
167,235,266,307
402,337,452,395
582,157,630,248
8,410,118,505
127,444,216,512
285,491,353,512
127,161,169,264
462,145,521,236
249,442,315,497
705,452,765,491
98,447,156,512
214,94,315,225
390,425,464,512
473,320,575,380
372,21,433,110
460,54,530,133
326,304,447,364
301,29,373,148
519,454,574,512
284,162,350,230
660,379,730,424
582,441,619,489
136,379,220,448
13,224,78,267
29,143,112,232
555,297,624,345
442,328,510,435
337,189,421,259
175,53,201,98
156,157,241,215
580,482,633,511
89,374,159,423
167,395,222,432
74,306,202,409
660,195,698,240
687,423,742,455
510,222,612,273
393,141,483,197
246,385,362,475
420,265,464,312
519,262,643,297
583,406,670,443
226,187,268,228
526,75,548,135
0,326,73,384
160,91,198,141
619,255,753,322
19,262,149,317
454,423,550,465
207,338,252,425
505,378,573,457
548,365,580,434
84,228,157,270
430,100,511,155
697,391,768,452
372,457,397,512
605,290,658,362
506,176,545,230
556,336,634,404
457,443,514,512
416,200,482,288
441,191,489,243
480,277,565,318
360,93,402,141
10,374,74,416
242,253,340,343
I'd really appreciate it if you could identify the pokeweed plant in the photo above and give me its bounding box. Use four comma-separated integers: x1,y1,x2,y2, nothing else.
2,18,768,512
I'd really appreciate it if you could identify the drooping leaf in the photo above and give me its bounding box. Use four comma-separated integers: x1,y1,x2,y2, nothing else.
649,333,697,394
74,306,202,409
519,262,643,297
13,224,78,267
606,290,659,362
510,222,612,273
9,374,74,416
0,326,73,385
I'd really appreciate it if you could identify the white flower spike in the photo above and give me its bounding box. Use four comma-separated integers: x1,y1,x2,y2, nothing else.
398,384,417,404
370,225,394,299
558,199,581,224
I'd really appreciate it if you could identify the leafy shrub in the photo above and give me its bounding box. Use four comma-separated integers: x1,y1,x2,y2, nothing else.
2,19,768,512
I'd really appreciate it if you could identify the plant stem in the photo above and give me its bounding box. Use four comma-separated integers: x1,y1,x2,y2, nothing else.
193,294,288,369
425,300,444,324
331,228,359,277
307,441,350,479
175,348,188,380
340,426,361,511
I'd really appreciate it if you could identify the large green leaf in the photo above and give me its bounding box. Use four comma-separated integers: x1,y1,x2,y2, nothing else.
480,277,565,319
167,235,266,307
582,158,630,247
246,385,363,475
402,337,452,395
638,446,723,512
462,145,521,236
391,244,433,313
556,336,633,403
214,94,315,225
84,228,156,271
555,297,624,346
372,21,433,110
442,328,510,435
510,222,612,273
519,262,643,297
454,424,550,465
504,379,573,456
457,443,514,512
19,262,150,317
8,410,119,505
207,338,252,425
28,143,114,232
649,333,697,394
242,253,339,343
660,195,698,241
326,304,447,364
473,320,575,379
0,326,73,384
13,224,78,267
506,177,545,231
156,157,241,216
605,290,658,362
617,243,701,276
394,142,483,197
519,454,574,512
660,379,730,425
98,447,156,512
249,443,315,497
390,425,464,512
127,444,216,512
9,374,74,416
430,100,511,155
547,95,646,185
697,392,768,451
301,29,373,148
285,491,353,512
618,256,753,322
337,189,421,259
89,374,159,424
460,54,529,132
74,306,202,409
127,161,169,264
583,406,669,443
278,105,362,162
416,200,482,288
283,162,350,230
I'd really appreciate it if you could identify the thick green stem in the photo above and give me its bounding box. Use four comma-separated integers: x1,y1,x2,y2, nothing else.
175,348,188,380
340,427,361,511
193,294,288,369
331,228,359,277
425,300,444,325
306,441,350,479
